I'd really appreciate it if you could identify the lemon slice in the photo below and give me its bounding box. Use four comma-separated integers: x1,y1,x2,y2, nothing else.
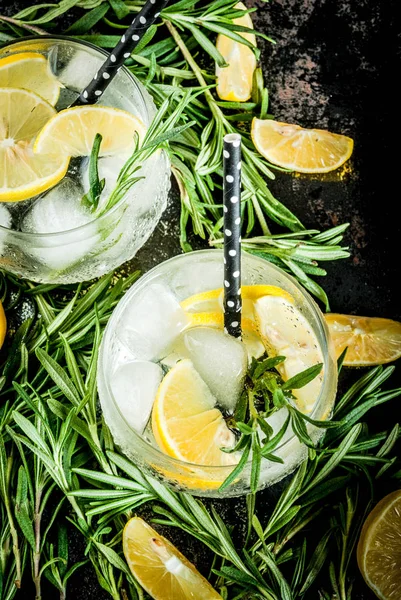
181,284,293,312
216,2,257,102
0,300,6,349
34,106,147,157
254,295,323,413
0,52,61,105
181,286,293,360
152,359,237,466
357,490,401,600
123,517,224,600
251,118,354,173
0,88,69,203
325,313,401,366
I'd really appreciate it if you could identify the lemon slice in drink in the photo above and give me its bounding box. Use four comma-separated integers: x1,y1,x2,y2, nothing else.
181,284,293,313
123,517,224,600
0,88,69,203
0,52,61,105
325,313,401,366
357,490,401,600
251,118,354,173
34,106,146,157
152,359,237,466
254,295,324,413
216,2,257,102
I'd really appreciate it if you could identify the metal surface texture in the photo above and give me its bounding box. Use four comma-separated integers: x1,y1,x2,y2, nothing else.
2,0,400,598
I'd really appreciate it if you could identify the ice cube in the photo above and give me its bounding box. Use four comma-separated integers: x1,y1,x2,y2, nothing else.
0,205,11,229
110,361,163,434
55,49,103,93
182,327,247,413
20,178,99,270
80,153,131,208
118,284,188,361
265,408,290,437
0,205,11,254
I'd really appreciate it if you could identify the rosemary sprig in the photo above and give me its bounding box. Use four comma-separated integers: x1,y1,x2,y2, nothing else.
1,270,400,599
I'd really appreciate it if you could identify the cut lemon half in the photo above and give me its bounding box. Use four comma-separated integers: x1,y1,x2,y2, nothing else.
325,313,401,366
254,295,323,413
216,2,257,101
251,118,354,173
0,88,69,203
185,311,265,360
152,359,237,466
0,52,61,105
123,517,223,600
357,490,401,600
34,105,146,157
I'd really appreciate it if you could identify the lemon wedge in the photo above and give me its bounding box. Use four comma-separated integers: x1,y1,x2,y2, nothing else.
152,359,237,466
251,118,354,173
34,105,146,157
325,313,401,366
123,517,224,600
0,52,61,105
357,490,401,600
0,88,69,203
216,1,257,102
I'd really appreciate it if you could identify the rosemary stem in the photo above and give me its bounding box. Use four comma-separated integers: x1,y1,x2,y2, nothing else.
164,20,222,120
33,490,42,600
5,456,22,589
0,15,47,35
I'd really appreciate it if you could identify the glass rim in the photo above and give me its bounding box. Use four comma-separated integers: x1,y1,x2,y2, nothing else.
98,248,338,474
0,34,156,241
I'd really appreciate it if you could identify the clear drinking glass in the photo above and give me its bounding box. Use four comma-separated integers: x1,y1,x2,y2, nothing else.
97,249,338,498
0,36,171,283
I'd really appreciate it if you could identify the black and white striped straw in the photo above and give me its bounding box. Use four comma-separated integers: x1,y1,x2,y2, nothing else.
72,0,170,107
223,133,242,339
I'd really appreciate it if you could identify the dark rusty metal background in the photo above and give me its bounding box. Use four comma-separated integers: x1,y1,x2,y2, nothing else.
2,0,400,598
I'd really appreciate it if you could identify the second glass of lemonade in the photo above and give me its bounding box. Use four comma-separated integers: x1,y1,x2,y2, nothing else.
0,37,170,283
98,250,338,497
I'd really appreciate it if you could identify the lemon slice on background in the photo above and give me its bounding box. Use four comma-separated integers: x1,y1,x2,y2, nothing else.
254,295,323,413
357,490,401,600
0,300,6,349
325,313,401,366
152,359,237,466
216,1,257,102
123,517,224,600
0,88,69,203
0,52,61,105
251,118,354,173
34,106,146,157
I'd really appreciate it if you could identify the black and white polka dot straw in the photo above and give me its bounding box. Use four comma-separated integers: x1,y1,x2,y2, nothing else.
223,133,242,339
72,0,170,107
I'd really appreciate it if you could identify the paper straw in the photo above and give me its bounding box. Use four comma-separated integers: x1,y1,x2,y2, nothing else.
73,0,170,106
223,133,242,339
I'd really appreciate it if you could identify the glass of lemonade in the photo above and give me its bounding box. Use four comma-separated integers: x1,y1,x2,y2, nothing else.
0,36,170,283
97,249,338,498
